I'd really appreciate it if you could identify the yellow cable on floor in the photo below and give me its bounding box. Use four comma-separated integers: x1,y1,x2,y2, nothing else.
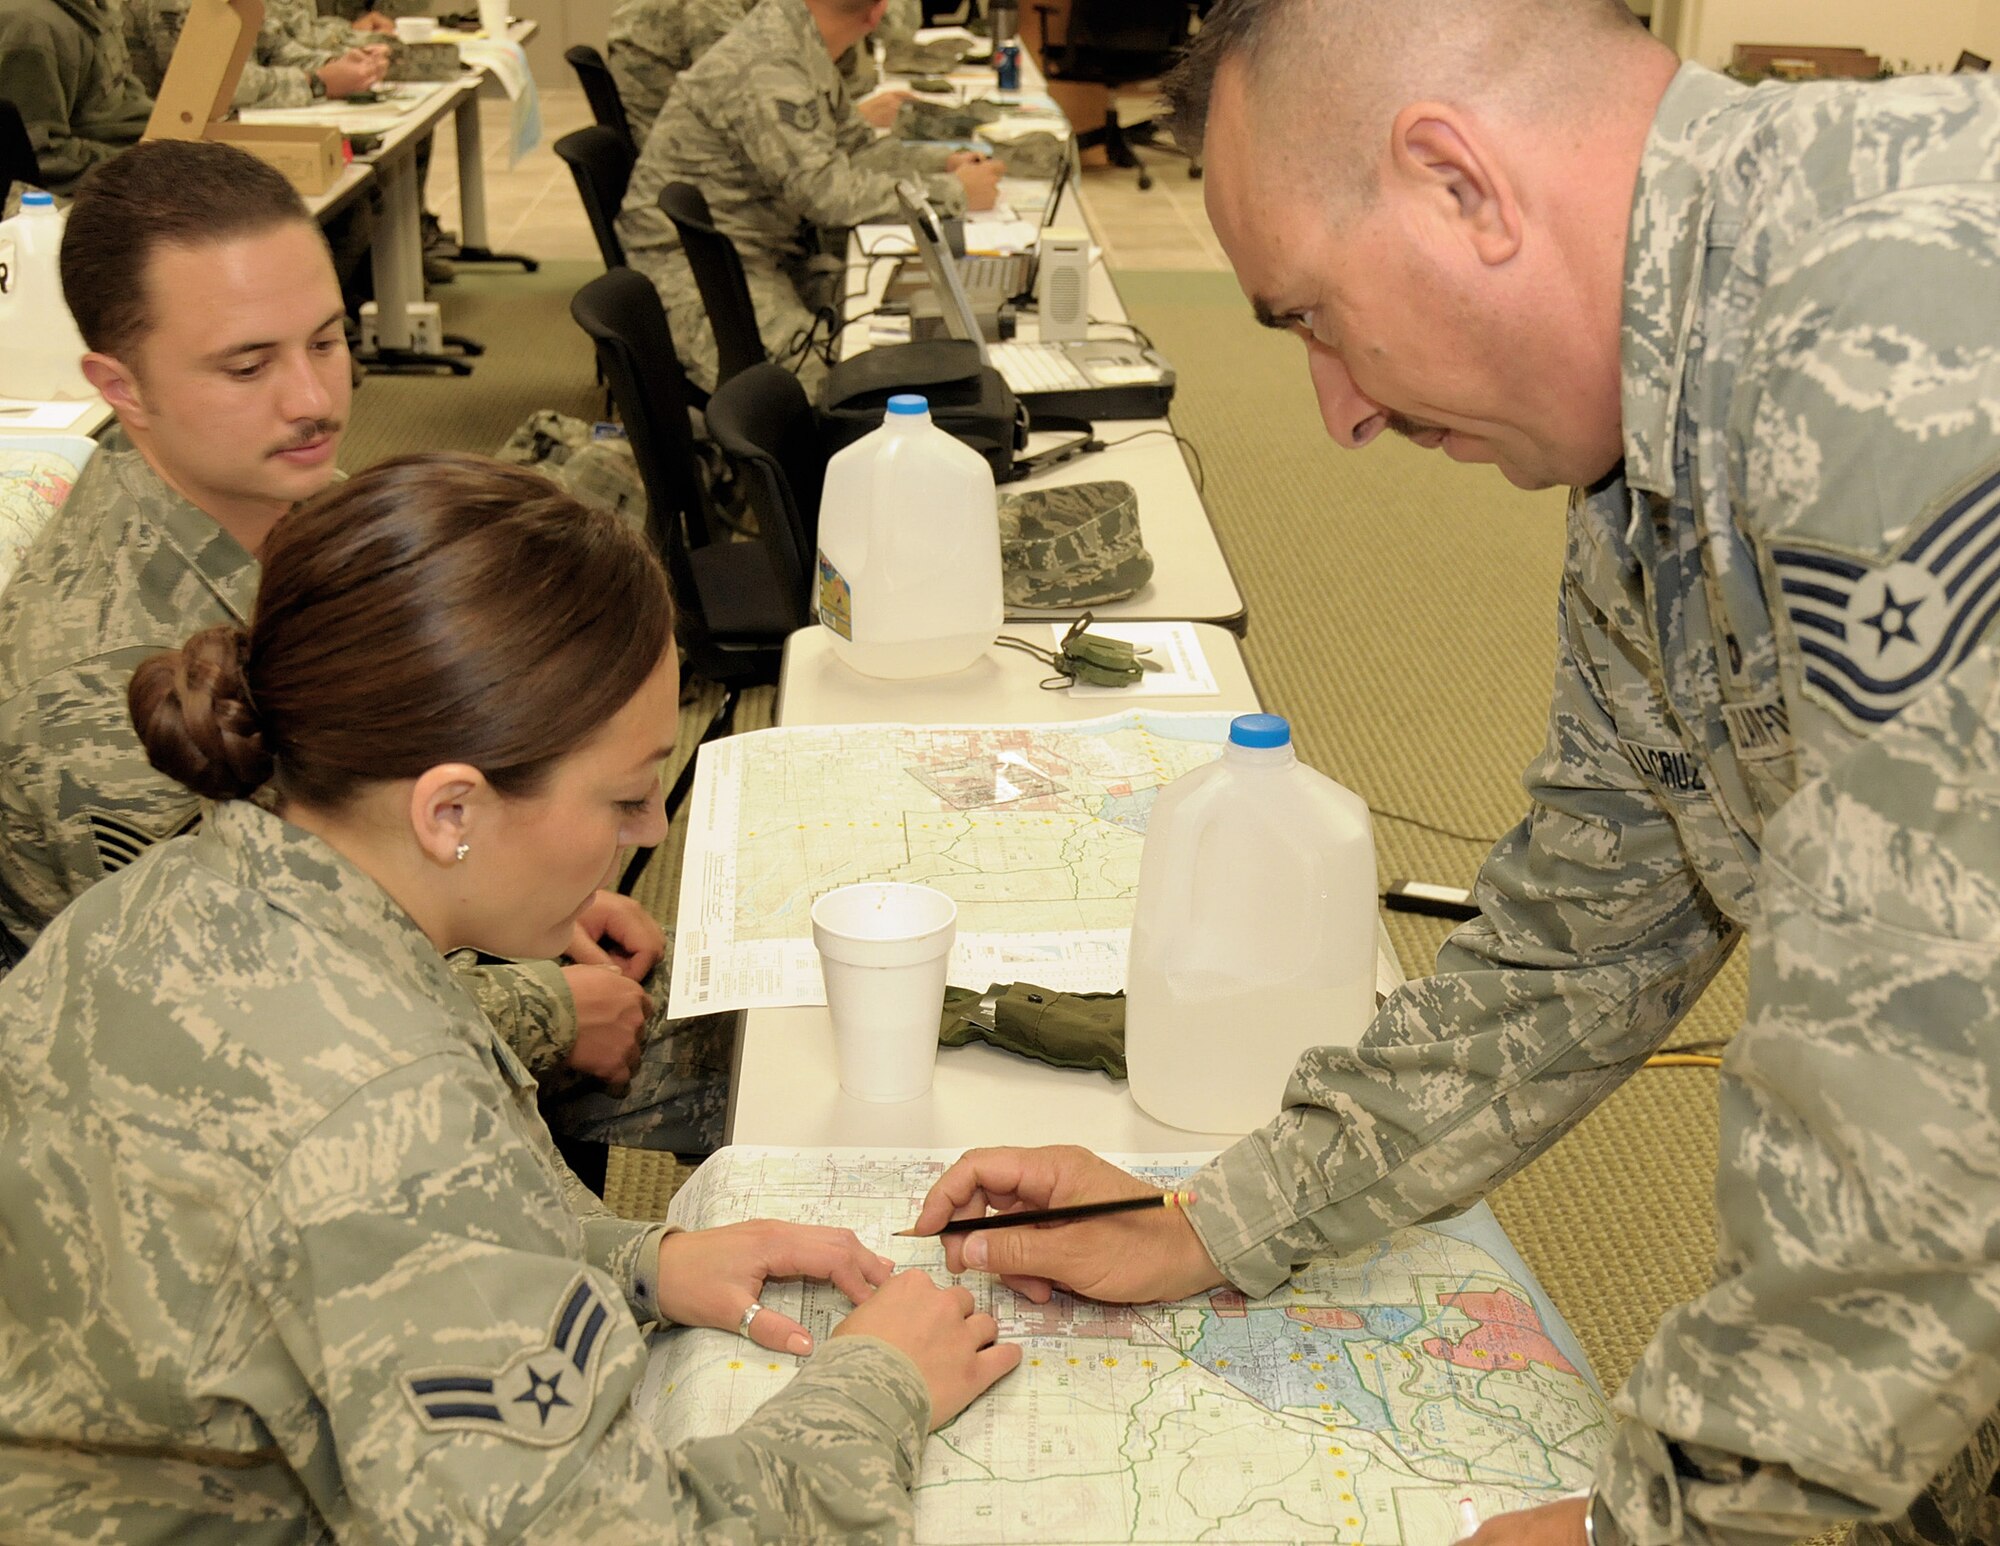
1644,1052,1724,1069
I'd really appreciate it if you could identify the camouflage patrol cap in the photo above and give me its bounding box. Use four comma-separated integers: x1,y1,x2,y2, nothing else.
885,36,979,72
384,40,463,81
998,480,1153,608
981,129,1066,180
895,98,1003,141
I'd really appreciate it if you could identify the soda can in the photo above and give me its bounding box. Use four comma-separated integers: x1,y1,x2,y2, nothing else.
997,44,1021,91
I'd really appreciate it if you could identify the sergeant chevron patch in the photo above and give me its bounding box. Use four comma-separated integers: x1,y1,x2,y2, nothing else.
1772,463,2000,728
400,1273,614,1446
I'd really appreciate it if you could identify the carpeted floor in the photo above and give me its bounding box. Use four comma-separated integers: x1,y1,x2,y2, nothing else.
349,254,1749,1422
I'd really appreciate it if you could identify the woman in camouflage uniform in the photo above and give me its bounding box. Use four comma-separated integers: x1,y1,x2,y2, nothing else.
0,454,1018,1541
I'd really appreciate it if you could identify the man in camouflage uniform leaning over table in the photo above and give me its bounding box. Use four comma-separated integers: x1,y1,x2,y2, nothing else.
616,0,1001,395
0,141,728,1156
911,3,2000,1544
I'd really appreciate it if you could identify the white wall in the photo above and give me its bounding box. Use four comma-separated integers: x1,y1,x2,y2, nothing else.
1673,0,2000,73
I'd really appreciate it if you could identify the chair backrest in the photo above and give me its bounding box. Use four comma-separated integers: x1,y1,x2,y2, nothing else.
568,270,795,679
0,99,40,208
700,363,827,624
659,181,769,389
1042,0,1196,83
553,125,635,270
564,44,635,150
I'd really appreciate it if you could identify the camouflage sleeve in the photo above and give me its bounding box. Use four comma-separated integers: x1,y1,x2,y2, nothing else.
134,0,318,106
446,955,579,1071
1186,557,1739,1297
247,1053,928,1539
735,62,961,229
0,657,203,952
0,11,148,195
1603,192,2000,1546
850,124,962,203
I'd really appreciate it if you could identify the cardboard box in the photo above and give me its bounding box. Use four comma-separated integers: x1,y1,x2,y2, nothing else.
143,0,349,196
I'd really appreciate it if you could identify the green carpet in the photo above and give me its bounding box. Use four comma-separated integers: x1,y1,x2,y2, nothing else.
336,261,607,472
1117,268,1746,1405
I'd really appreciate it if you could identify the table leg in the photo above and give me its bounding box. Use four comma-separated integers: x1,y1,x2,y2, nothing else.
372,152,422,352
453,81,490,253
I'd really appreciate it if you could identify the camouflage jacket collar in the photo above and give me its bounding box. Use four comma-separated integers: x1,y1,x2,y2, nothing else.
1619,63,1750,497
102,428,262,625
769,0,840,94
194,800,463,1001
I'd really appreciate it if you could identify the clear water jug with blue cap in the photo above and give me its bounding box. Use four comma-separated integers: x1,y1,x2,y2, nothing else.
815,393,1003,678
0,192,93,400
1126,713,1378,1134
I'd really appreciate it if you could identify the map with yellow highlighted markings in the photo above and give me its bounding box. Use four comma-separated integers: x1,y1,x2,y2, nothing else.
666,714,1236,1017
638,1149,1611,1544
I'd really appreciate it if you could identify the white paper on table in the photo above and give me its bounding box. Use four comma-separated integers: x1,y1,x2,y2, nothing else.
455,37,542,164
238,80,442,134
0,399,94,431
912,24,982,45
963,217,1040,252
1054,623,1219,699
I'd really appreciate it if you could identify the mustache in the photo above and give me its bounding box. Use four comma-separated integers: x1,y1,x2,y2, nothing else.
1385,411,1448,441
268,419,344,456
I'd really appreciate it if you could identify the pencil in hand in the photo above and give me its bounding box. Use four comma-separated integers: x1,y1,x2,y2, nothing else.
896,1191,1196,1238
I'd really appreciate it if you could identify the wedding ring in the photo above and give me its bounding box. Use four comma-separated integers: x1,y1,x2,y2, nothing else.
737,1300,764,1338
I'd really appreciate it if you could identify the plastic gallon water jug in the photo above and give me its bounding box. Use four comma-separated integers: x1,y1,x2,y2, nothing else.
815,394,1003,679
0,193,93,401
1126,713,1378,1134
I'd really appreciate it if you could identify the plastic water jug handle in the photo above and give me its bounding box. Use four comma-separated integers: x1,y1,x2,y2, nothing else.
1146,775,1230,941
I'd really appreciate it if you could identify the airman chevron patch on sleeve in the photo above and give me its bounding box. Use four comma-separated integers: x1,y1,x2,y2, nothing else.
400,1273,616,1447
1772,464,2000,729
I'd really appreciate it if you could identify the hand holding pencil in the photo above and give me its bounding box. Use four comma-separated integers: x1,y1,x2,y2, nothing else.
908,1144,1228,1306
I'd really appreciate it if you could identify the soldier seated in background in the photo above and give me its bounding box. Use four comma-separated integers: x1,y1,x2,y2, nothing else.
608,0,921,148
0,0,151,197
0,453,1020,1541
0,140,728,1161
127,0,391,110
616,0,1002,394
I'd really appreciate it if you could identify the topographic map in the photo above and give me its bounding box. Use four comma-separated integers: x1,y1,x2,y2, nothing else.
667,713,1238,1016
638,1149,1611,1544
0,445,88,592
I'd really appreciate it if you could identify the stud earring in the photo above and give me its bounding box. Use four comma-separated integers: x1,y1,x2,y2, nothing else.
455,843,470,862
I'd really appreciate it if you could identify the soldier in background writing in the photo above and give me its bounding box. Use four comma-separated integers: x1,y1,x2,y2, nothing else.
126,0,391,109
0,453,1020,1539
911,3,2000,1545
607,0,921,146
0,140,728,1159
616,0,1002,394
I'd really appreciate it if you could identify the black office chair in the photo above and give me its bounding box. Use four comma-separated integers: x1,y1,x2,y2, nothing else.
701,363,829,625
0,100,40,208
1033,0,1201,190
553,125,635,271
570,269,799,682
659,182,770,391
565,44,636,151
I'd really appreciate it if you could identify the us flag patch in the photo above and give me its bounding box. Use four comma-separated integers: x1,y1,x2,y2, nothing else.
1772,465,2000,728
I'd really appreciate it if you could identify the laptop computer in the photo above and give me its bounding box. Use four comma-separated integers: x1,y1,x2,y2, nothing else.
887,149,1073,311
894,180,1175,421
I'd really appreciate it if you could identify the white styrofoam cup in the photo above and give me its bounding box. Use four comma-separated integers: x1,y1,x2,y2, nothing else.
811,883,957,1103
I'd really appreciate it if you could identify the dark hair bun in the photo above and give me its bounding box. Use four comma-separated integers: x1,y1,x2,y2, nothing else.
128,624,275,802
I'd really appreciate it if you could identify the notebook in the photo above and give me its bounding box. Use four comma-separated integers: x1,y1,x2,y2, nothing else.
894,180,1175,422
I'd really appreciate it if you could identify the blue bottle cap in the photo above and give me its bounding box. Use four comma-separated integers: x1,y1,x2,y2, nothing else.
21,191,54,207
1229,713,1291,749
886,394,929,416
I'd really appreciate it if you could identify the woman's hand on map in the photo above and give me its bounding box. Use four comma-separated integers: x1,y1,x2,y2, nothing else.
1462,1496,1589,1546
832,1271,1022,1429
656,1221,895,1355
911,1145,1226,1305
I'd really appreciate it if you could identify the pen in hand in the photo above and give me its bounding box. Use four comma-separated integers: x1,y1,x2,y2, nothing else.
897,1190,1195,1238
